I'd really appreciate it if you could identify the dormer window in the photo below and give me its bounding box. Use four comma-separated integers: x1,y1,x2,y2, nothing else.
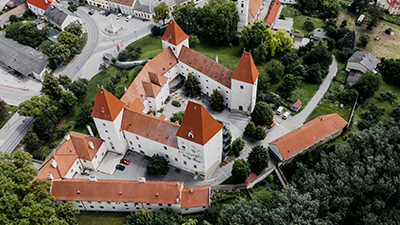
188,130,195,139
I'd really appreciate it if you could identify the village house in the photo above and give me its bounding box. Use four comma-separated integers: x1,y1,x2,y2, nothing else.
345,51,380,86
108,0,135,16
27,0,58,16
384,0,400,15
269,113,348,164
43,3,81,30
290,99,302,112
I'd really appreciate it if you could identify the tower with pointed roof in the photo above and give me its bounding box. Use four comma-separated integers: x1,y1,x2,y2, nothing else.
91,88,127,154
230,51,259,114
161,20,189,58
176,101,224,177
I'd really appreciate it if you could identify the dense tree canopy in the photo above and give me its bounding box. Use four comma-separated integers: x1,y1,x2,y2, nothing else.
153,2,170,25
58,31,79,54
377,57,400,83
303,45,332,69
239,21,268,51
247,145,269,173
172,2,200,35
231,159,251,182
41,73,62,101
5,21,48,48
251,102,273,126
0,149,78,224
18,94,57,118
169,110,184,124
354,71,382,98
49,43,71,63
341,30,356,50
230,137,245,157
147,154,169,176
184,73,201,96
210,89,224,111
218,198,265,225
69,78,89,98
64,23,82,37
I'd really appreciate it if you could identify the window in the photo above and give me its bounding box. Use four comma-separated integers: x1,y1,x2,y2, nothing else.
90,206,94,208
181,145,185,149
206,80,208,82
100,206,104,209
98,201,101,204
63,201,67,203
194,165,197,168
239,106,243,111
166,154,169,158
110,142,114,146
105,130,108,133
136,136,139,140
70,169,74,173
112,206,115,209
218,86,220,89
184,161,187,165
95,155,98,158
79,205,83,208
140,150,145,154
103,123,106,126
226,91,228,93
136,207,140,210
107,202,111,204
149,101,151,103
129,141,133,145
159,203,163,206
168,204,171,206
241,3,244,7
88,201,92,203
175,158,178,162
185,208,189,211
240,85,244,89
206,86,209,89
83,159,87,163
108,137,111,140
146,203,150,206
226,98,228,100
164,146,167,150
125,204,128,206
102,152,104,156
138,144,141,148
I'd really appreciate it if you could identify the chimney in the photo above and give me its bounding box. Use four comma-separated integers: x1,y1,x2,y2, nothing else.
65,134,70,140
45,0,48,4
215,55,218,63
50,159,57,168
46,173,54,180
88,141,95,150
190,188,193,193
87,125,94,137
89,175,97,182
138,177,146,183
177,182,180,187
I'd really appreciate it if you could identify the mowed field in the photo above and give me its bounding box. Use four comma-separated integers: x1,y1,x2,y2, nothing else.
337,11,400,59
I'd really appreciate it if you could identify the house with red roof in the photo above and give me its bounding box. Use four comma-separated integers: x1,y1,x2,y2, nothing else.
290,99,302,112
27,0,58,16
269,113,348,164
237,0,265,33
264,0,281,27
385,0,400,15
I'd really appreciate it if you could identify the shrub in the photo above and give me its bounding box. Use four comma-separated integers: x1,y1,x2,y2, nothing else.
147,154,169,176
230,138,245,157
232,159,251,182
171,100,181,107
247,145,269,173
151,25,162,36
252,126,267,141
244,121,256,136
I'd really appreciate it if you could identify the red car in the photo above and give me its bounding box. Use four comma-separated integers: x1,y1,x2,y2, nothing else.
120,158,130,165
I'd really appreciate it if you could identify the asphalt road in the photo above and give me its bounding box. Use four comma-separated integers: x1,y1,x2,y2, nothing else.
0,113,34,153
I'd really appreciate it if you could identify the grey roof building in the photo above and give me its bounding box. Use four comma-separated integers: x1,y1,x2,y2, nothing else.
346,70,363,87
272,18,294,33
0,32,49,81
311,28,329,40
44,3,81,30
346,51,380,72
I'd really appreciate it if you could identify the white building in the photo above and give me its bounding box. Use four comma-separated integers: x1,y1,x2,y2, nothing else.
91,20,258,178
27,0,58,16
51,179,210,214
108,0,135,15
43,3,82,30
236,0,264,33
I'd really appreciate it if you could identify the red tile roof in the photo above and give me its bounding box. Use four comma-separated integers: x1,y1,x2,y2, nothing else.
121,47,178,106
231,51,259,84
264,0,281,26
269,113,348,161
177,101,223,145
121,107,180,148
290,99,302,110
91,88,125,122
387,0,400,8
178,46,234,88
244,172,258,184
69,132,104,161
51,179,187,205
161,20,189,46
181,185,210,208
27,0,58,11
109,0,135,6
248,0,263,18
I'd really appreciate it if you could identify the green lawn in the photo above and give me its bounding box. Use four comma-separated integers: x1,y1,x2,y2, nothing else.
332,49,348,84
308,98,351,122
0,105,18,129
131,35,163,59
281,7,325,35
291,82,320,113
77,212,128,225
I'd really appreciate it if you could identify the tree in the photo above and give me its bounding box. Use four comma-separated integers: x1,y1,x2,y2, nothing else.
60,91,77,109
147,154,169,176
262,92,283,110
49,43,71,63
359,33,370,47
291,64,306,78
33,114,56,141
77,103,94,126
230,137,245,157
153,2,170,25
58,75,72,89
200,0,239,44
244,121,256,136
172,2,200,35
199,205,220,224
303,45,332,69
5,21,45,48
263,59,285,83
0,149,77,224
150,25,162,36
247,144,269,173
252,126,267,141
9,14,19,23
377,58,400,83
68,4,77,12
69,78,88,98
184,73,200,96
41,73,62,101
231,159,251,182
252,186,277,209
303,18,315,32
64,23,82,37
392,106,400,119
0,98,6,116
341,30,356,50
338,47,354,61
23,131,43,155
18,94,57,118
58,31,79,54
280,53,299,67
282,74,302,92
263,29,294,57
354,71,382,98
169,110,184,124
55,202,80,225
189,34,200,48
127,207,154,224
218,198,265,225
240,21,268,51
307,63,323,84
210,89,224,111
251,102,273,126
253,42,269,62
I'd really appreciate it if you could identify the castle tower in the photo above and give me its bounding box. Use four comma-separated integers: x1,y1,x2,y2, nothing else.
176,101,224,178
230,51,259,114
91,88,127,154
161,20,189,58
237,0,249,33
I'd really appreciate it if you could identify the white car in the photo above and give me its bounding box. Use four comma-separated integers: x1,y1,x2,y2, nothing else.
116,13,122,20
126,15,132,22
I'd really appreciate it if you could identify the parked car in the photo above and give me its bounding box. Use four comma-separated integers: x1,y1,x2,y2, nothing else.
120,158,130,165
276,106,284,115
81,169,91,175
97,8,103,11
282,111,291,120
126,15,132,22
88,10,94,15
105,11,111,16
68,1,74,5
268,122,276,129
116,164,125,171
116,13,122,20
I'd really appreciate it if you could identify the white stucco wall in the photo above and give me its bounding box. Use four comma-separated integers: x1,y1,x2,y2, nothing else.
162,38,189,58
64,158,82,179
61,16,81,30
109,2,134,15
79,143,107,170
230,78,257,114
28,4,46,16
202,129,223,177
237,0,249,33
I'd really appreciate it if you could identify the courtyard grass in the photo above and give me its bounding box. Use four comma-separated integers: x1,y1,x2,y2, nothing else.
281,7,325,35
77,212,128,225
290,82,320,113
0,105,18,129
